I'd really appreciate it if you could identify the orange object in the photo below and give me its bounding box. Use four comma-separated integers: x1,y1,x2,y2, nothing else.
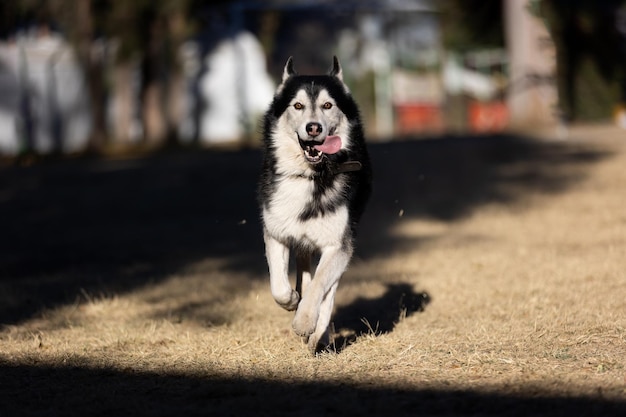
395,103,443,134
469,101,509,132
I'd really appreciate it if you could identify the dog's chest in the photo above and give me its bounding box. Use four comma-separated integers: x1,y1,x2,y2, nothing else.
263,176,348,247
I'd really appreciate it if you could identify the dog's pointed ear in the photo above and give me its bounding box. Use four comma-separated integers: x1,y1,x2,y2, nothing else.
329,56,343,81
282,56,296,83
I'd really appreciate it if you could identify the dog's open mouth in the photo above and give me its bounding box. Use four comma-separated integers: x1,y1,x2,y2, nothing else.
301,142,323,164
299,134,342,164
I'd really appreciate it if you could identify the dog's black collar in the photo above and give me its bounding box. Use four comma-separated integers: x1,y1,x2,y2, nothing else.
292,160,362,180
331,161,362,175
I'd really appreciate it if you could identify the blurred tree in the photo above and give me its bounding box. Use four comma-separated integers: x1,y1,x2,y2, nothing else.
0,0,110,149
74,0,107,149
0,2,25,38
106,0,192,145
441,0,505,51
1,0,196,148
441,0,626,122
537,0,626,121
439,0,505,132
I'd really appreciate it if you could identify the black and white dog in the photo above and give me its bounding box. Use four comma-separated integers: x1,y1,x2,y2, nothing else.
259,57,372,353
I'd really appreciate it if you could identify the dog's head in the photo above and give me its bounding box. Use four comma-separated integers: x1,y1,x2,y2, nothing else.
268,57,359,167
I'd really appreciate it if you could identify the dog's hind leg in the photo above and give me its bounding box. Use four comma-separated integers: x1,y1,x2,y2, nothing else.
292,245,351,338
264,232,299,311
295,250,313,298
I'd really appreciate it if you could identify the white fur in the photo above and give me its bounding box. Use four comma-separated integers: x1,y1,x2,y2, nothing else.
262,198,352,351
262,157,353,352
262,177,349,249
270,88,353,179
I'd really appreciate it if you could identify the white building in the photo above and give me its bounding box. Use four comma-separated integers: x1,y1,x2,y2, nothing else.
0,29,92,155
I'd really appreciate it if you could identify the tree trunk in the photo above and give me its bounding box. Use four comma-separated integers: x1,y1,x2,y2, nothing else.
75,0,107,150
110,61,136,143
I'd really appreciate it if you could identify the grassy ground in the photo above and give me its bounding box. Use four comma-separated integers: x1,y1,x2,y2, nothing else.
1,126,625,416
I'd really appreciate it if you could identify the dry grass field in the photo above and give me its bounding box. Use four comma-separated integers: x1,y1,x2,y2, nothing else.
1,126,625,416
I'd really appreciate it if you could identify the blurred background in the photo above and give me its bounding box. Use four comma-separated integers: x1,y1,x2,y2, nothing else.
1,0,625,156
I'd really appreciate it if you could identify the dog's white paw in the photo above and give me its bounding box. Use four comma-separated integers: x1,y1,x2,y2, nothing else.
274,289,300,311
292,309,318,337
307,334,325,355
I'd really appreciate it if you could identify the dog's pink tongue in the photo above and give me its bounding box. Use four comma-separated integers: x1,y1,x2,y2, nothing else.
313,135,342,154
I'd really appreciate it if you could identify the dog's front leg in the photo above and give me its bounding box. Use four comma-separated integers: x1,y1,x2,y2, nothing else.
292,245,351,338
264,232,299,311
306,280,339,353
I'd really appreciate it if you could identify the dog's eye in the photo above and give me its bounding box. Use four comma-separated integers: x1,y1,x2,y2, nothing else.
293,102,304,110
322,102,333,109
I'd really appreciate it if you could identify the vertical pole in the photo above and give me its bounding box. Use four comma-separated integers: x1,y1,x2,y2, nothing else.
504,0,559,132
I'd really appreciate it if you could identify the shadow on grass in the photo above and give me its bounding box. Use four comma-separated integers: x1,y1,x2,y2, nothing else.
0,149,266,324
331,283,431,352
0,133,611,325
1,362,624,417
356,134,610,260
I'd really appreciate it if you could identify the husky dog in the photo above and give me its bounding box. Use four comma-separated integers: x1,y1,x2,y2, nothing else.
259,57,372,353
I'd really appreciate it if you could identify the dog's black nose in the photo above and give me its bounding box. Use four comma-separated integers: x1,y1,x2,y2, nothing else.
306,122,323,137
